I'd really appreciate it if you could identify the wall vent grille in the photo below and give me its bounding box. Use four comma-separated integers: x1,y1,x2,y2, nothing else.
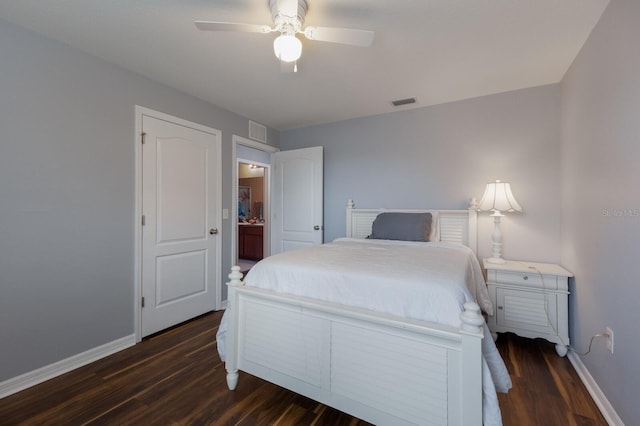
249,120,267,143
392,97,417,107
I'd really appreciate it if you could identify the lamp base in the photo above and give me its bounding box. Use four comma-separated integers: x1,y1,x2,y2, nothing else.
485,256,507,264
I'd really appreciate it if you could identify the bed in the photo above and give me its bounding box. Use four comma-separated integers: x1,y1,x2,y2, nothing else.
217,200,511,425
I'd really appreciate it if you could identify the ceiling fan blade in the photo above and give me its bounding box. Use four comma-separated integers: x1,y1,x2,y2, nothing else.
195,21,271,34
277,0,299,18
304,26,374,47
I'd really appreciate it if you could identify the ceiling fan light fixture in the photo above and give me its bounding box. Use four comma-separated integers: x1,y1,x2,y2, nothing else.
273,34,302,62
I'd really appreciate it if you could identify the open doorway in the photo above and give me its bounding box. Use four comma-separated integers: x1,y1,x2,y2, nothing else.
231,135,278,290
237,162,266,274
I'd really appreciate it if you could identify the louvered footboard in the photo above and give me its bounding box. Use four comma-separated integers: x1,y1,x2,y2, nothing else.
224,266,484,426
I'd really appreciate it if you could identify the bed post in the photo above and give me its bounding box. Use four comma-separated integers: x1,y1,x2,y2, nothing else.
459,302,484,425
346,199,355,237
468,197,479,256
225,265,244,391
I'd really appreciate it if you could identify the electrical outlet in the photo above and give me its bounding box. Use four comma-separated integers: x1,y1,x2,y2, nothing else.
605,327,614,354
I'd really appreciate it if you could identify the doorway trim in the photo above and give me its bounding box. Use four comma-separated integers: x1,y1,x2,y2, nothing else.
231,135,279,280
134,106,222,342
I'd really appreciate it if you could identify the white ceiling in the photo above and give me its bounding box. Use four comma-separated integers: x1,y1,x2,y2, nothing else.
0,0,609,131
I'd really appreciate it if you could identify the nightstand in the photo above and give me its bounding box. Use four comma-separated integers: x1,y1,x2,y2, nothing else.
484,259,573,356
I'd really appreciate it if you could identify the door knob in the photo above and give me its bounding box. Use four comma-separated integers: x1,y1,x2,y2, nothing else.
314,225,321,230
209,228,218,235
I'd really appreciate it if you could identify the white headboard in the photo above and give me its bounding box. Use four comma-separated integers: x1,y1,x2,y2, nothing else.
345,199,478,255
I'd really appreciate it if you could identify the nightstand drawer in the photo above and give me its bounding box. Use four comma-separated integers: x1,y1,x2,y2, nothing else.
494,270,560,290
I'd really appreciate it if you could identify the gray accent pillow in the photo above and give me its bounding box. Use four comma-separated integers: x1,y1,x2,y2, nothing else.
369,212,432,242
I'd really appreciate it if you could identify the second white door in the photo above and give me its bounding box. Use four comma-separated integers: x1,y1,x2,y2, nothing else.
271,146,323,254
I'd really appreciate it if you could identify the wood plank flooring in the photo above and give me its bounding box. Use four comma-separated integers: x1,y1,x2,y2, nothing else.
495,332,607,426
0,311,607,425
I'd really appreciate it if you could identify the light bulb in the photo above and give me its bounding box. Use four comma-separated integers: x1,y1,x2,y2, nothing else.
273,34,302,63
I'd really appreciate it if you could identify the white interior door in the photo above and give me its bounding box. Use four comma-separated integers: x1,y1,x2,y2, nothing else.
271,146,323,254
141,115,221,337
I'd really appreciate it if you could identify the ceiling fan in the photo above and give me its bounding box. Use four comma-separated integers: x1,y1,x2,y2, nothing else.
195,0,374,72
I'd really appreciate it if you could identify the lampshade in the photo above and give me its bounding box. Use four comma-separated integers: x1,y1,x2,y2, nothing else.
273,34,302,63
477,180,522,213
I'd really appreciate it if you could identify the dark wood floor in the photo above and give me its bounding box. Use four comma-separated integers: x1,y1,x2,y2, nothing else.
0,311,607,425
494,332,607,426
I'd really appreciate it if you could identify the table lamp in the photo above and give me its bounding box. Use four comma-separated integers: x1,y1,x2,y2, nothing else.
478,180,522,264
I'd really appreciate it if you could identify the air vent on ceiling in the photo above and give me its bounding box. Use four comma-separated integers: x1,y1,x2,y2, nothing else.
249,120,267,143
392,97,417,107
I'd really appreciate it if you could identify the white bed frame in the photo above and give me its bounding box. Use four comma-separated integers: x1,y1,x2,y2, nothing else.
224,200,485,425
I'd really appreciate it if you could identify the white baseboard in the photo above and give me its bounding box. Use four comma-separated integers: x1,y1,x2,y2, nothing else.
0,334,136,399
567,351,624,426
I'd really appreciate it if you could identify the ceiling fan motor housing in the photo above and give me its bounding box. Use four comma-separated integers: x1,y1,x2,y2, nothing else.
270,0,308,29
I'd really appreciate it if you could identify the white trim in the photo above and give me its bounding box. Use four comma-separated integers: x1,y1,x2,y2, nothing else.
0,334,135,399
134,106,144,341
231,135,279,270
567,351,624,426
134,105,223,341
233,134,278,153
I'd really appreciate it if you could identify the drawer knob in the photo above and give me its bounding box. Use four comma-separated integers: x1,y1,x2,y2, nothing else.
523,275,528,280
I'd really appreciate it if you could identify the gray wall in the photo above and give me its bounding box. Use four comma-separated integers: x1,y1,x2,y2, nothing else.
0,18,278,382
561,0,640,422
281,85,563,263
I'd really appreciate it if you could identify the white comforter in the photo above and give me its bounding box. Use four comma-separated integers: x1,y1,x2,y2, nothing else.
217,238,512,425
